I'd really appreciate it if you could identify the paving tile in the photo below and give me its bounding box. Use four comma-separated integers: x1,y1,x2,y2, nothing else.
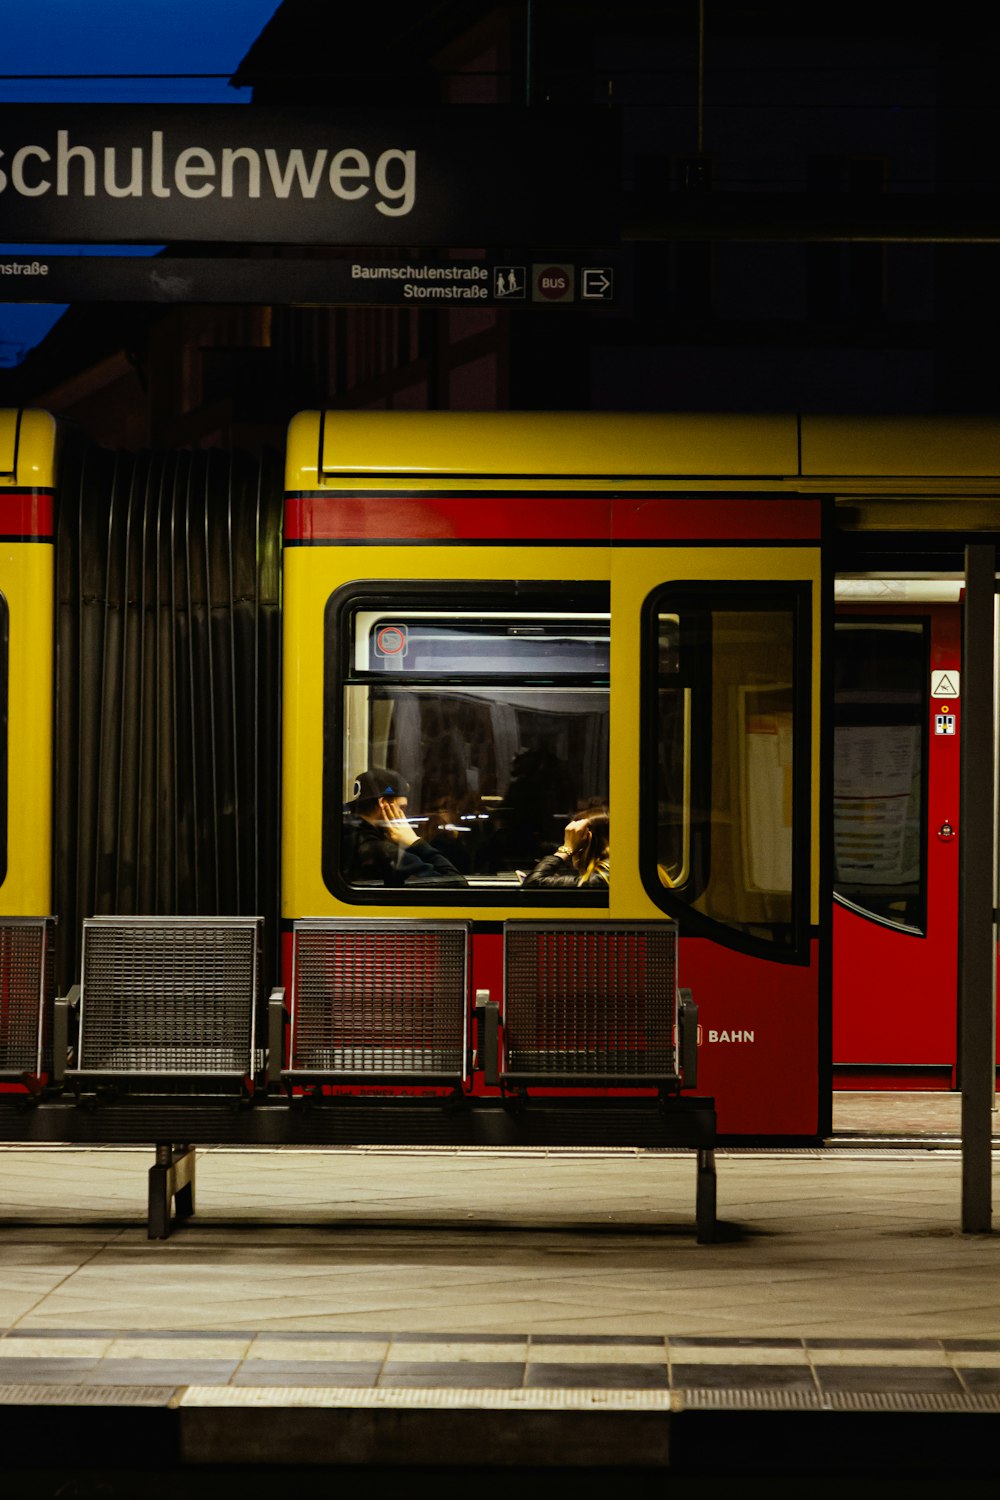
671,1363,817,1392
525,1362,669,1390
806,1337,944,1350
805,1346,949,1366
3,1328,244,1341
233,1361,383,1387
385,1341,527,1362
813,1364,966,1395
105,1337,252,1360
0,1357,102,1381
669,1336,805,1348
105,1329,252,1341
944,1348,1000,1368
389,1331,527,1345
529,1333,665,1347
246,1338,388,1362
527,1342,666,1365
243,1329,395,1341
669,1344,810,1366
0,1337,113,1358
82,1359,239,1385
379,1361,525,1389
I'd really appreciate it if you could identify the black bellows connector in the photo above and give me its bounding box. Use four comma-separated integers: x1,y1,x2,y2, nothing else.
53,446,283,992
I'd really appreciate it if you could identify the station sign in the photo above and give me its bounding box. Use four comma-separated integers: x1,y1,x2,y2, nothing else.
0,105,619,248
0,253,621,307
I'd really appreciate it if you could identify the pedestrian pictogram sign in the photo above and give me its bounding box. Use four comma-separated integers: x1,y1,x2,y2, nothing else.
493,266,526,299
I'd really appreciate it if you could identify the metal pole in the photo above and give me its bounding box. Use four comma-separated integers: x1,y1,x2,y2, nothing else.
959,543,996,1233
697,0,705,155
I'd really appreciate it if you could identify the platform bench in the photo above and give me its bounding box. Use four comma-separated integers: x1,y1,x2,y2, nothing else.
19,915,715,1243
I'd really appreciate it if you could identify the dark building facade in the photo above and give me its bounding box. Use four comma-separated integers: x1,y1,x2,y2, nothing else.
2,1,999,444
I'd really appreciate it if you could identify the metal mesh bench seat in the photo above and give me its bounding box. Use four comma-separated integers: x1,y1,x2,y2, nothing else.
67,916,262,1087
0,917,55,1082
502,920,683,1086
282,919,470,1084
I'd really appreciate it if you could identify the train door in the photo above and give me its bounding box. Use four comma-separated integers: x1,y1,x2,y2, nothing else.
832,590,971,1088
626,502,824,1138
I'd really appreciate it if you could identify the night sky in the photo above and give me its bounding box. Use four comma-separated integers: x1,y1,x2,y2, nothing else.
0,0,280,364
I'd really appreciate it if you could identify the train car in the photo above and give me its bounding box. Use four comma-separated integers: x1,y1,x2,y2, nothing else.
282,410,1000,1138
281,411,825,1137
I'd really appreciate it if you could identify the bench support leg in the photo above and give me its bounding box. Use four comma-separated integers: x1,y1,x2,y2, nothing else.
696,1147,717,1244
148,1143,197,1240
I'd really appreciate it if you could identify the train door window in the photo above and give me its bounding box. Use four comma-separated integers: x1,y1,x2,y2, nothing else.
833,620,927,932
324,584,610,901
641,583,810,961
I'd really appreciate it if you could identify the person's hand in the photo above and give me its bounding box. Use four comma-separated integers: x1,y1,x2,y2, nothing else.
379,797,419,847
563,818,592,854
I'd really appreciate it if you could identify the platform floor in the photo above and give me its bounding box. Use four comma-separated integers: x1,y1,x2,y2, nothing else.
1,1094,998,1477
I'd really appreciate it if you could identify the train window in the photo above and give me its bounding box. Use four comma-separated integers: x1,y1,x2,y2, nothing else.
324,585,610,901
355,613,610,676
832,621,927,933
641,584,810,961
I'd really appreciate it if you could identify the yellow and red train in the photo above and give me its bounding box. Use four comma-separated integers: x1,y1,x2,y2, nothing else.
2,405,996,1136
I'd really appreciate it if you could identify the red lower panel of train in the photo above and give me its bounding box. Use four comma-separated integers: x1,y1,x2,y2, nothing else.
676,937,821,1137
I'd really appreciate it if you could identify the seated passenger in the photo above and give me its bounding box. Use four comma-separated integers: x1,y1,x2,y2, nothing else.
342,767,468,888
521,810,610,889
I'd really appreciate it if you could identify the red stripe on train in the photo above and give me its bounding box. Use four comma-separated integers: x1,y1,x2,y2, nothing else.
285,494,820,543
614,497,820,541
0,492,54,537
286,494,611,541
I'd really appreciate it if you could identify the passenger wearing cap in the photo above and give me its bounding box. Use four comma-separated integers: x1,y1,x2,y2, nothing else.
342,766,468,887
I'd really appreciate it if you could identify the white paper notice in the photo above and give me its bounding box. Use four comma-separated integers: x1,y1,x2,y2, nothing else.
834,724,921,883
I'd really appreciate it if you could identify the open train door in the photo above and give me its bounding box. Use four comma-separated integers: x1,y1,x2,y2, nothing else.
624,463,824,1139
832,585,967,1088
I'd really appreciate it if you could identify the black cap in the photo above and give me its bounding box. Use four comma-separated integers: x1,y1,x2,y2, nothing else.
351,766,411,803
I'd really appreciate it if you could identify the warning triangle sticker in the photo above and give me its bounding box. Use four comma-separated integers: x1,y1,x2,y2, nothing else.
931,670,959,697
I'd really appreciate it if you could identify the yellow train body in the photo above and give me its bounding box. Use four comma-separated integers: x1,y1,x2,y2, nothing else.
0,410,55,915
